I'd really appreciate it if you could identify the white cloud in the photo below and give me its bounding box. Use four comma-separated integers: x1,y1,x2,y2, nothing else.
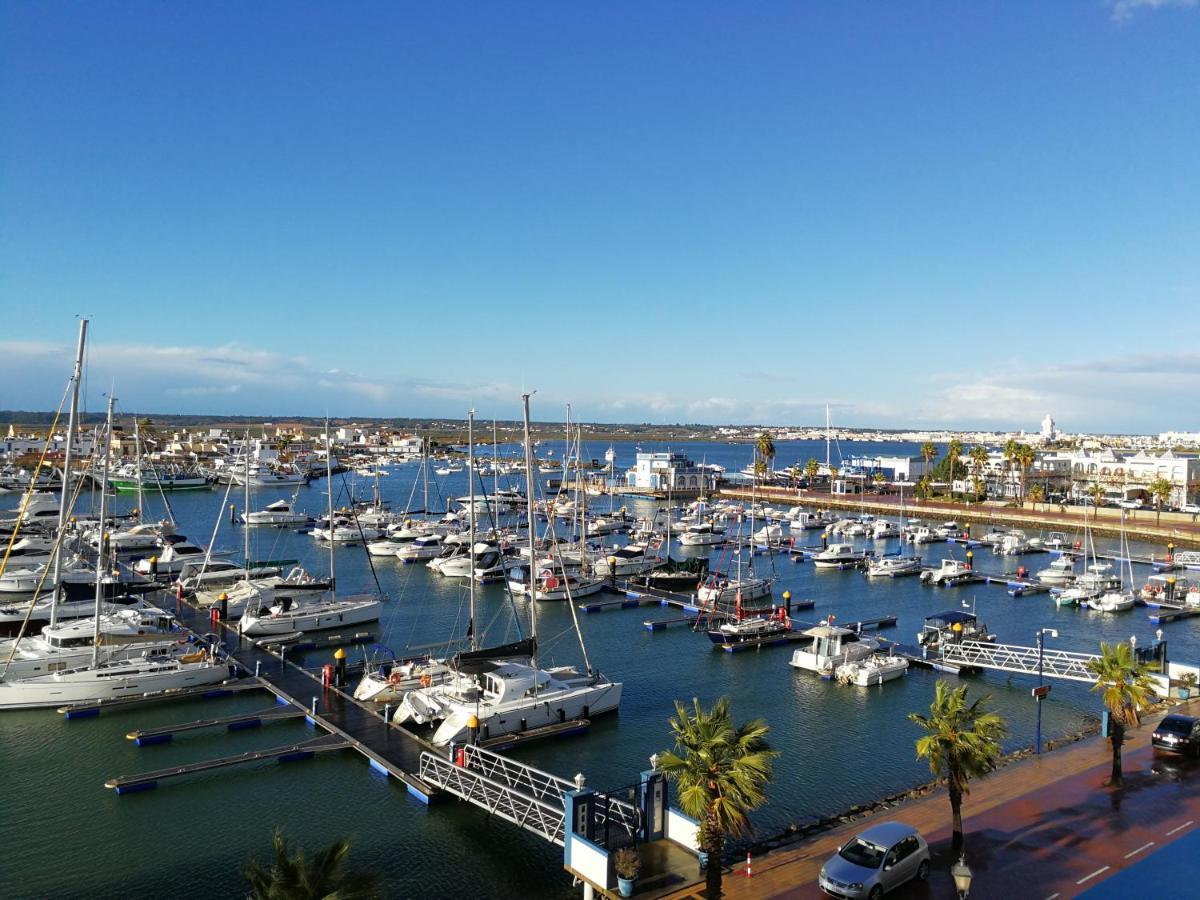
1110,0,1200,22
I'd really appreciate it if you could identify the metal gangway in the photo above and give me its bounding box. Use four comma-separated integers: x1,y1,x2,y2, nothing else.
418,744,641,846
941,640,1100,683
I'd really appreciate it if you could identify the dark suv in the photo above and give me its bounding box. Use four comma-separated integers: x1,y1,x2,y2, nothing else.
1152,715,1200,756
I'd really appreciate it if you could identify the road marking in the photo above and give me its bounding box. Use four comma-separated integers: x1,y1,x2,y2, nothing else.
1124,841,1155,859
1076,866,1110,885
1166,820,1194,837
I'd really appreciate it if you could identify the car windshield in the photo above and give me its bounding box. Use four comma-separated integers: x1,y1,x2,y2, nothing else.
839,838,886,869
1158,718,1193,735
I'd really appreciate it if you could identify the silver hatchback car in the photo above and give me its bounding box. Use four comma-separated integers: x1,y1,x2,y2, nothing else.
819,821,931,899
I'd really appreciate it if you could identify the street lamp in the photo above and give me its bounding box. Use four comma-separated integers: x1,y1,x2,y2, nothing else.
950,854,973,898
1035,628,1059,755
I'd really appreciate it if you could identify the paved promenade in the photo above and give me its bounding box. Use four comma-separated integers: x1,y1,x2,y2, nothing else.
665,704,1199,899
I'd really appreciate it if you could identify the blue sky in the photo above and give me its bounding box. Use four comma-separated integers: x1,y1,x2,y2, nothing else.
2,1,1198,431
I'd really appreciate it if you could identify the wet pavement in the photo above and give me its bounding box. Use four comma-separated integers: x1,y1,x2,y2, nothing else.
666,705,1200,899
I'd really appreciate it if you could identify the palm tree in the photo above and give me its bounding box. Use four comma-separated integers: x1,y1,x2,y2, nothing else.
1028,484,1045,511
755,431,776,480
1087,642,1153,786
946,439,963,501
920,442,938,488
908,682,1006,855
873,471,886,493
803,457,820,490
1015,444,1036,504
242,830,381,900
658,698,779,900
1002,438,1019,498
1088,482,1107,520
970,475,986,502
1148,474,1173,526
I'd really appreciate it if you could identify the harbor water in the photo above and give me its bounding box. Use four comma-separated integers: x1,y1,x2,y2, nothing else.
1,440,1193,899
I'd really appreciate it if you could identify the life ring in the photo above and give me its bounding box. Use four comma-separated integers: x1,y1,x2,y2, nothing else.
544,576,559,590
419,674,432,688
389,671,402,686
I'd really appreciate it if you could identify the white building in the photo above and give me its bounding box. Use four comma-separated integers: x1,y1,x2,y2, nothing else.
1039,414,1058,443
625,451,716,493
1064,449,1200,506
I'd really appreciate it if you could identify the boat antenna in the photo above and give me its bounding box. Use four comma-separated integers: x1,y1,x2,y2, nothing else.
521,391,538,667
92,393,115,668
50,317,87,627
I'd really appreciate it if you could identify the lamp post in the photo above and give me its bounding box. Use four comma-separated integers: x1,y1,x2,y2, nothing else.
950,854,973,898
1036,628,1058,755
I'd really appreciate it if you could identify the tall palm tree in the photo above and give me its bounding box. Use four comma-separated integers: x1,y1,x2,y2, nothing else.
1088,482,1107,520
908,681,1006,854
920,442,938,487
1015,444,1036,504
755,431,776,480
242,830,381,900
971,475,986,502
1087,642,1153,786
1002,438,1019,499
946,439,964,500
659,698,779,900
1148,474,1173,526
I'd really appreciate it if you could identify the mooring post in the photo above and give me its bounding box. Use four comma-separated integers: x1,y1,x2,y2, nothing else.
311,696,318,716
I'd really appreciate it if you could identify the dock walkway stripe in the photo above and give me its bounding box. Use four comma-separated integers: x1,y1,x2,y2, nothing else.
1076,866,1110,886
1165,819,1194,837
1123,841,1155,859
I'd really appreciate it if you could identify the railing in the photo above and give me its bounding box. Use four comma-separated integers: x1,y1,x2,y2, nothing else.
419,750,568,845
942,640,1099,683
418,743,642,847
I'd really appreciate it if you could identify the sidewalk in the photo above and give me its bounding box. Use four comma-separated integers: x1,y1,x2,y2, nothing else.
664,704,1199,899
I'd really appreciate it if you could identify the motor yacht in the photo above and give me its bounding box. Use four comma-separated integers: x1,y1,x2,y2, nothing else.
920,557,974,586
790,621,879,675
811,543,867,569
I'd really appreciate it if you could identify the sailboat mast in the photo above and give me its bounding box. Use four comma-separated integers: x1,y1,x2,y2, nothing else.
467,409,476,650
326,417,335,598
422,431,429,514
521,393,538,667
51,318,87,627
92,394,115,668
133,417,144,525
243,431,251,581
825,403,831,468
492,419,499,498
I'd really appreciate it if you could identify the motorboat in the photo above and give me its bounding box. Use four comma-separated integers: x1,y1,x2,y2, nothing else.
920,557,974,586
871,519,898,540
194,568,330,618
835,654,909,686
176,560,283,594
997,531,1032,555
908,527,942,545
934,521,961,539
592,543,663,577
133,539,230,576
811,543,867,569
789,621,879,675
507,568,605,601
310,519,383,543
980,527,1008,544
395,534,446,563
102,520,177,554
786,509,826,530
916,610,995,650
1141,575,1200,607
628,556,710,592
678,522,727,547
1036,555,1076,585
1043,531,1071,551
0,606,181,681
242,499,311,526
753,523,785,545
865,555,923,578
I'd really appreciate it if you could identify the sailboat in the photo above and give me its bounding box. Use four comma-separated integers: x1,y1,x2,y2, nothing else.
698,488,774,606
866,484,922,577
0,391,231,709
392,394,622,746
238,419,382,637
1087,510,1136,613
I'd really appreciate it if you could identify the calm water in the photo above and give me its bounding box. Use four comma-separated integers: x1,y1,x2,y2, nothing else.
1,440,1193,899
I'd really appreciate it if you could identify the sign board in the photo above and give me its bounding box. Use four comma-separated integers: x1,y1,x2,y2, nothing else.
1031,684,1052,699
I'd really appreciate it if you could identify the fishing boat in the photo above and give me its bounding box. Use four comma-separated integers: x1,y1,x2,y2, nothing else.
107,464,211,492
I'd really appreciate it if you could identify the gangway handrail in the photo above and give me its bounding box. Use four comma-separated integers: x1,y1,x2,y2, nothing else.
942,640,1099,683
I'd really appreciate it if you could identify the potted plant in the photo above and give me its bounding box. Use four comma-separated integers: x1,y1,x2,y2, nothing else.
1177,672,1198,700
613,846,641,897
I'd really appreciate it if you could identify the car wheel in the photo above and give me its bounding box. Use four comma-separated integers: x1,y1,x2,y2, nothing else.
916,860,930,881
869,887,884,900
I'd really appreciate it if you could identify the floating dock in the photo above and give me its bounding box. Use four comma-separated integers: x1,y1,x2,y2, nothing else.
125,705,307,745
59,678,265,719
